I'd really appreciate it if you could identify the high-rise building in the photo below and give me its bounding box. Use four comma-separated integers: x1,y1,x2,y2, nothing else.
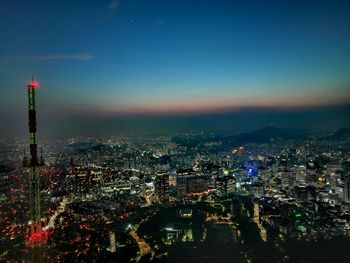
215,175,236,196
342,158,350,203
176,175,187,197
343,158,350,179
344,175,350,203
155,171,169,202
176,169,209,197
187,176,208,193
249,181,264,198
109,231,117,253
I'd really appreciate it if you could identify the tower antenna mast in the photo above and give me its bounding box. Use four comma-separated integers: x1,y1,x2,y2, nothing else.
23,77,48,246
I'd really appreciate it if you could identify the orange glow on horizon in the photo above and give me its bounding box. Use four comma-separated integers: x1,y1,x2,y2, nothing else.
94,92,350,116
54,88,350,118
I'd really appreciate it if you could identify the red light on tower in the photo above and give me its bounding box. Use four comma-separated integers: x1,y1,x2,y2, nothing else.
27,81,40,88
27,75,40,88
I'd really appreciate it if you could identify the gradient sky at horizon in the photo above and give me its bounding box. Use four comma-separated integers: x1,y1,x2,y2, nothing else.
0,0,350,136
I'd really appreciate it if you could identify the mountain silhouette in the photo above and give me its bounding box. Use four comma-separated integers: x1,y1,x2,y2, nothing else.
323,128,350,140
229,126,302,145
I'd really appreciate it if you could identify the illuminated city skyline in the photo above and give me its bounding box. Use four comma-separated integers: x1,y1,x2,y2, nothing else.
1,2,350,262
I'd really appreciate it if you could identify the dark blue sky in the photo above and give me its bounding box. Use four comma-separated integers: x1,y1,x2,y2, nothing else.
1,0,349,136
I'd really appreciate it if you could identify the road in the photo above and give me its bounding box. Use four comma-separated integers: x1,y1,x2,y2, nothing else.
43,197,69,231
129,217,155,262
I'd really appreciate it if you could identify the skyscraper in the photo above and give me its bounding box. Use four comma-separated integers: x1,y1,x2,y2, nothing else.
344,175,350,203
155,171,169,203
343,158,350,203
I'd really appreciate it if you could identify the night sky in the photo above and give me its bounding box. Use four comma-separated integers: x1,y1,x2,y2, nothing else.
1,0,350,136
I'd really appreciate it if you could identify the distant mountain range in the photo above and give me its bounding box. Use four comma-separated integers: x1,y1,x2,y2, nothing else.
172,126,305,150
203,126,304,150
228,126,303,144
173,126,350,151
223,126,350,146
66,126,350,153
322,128,350,140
